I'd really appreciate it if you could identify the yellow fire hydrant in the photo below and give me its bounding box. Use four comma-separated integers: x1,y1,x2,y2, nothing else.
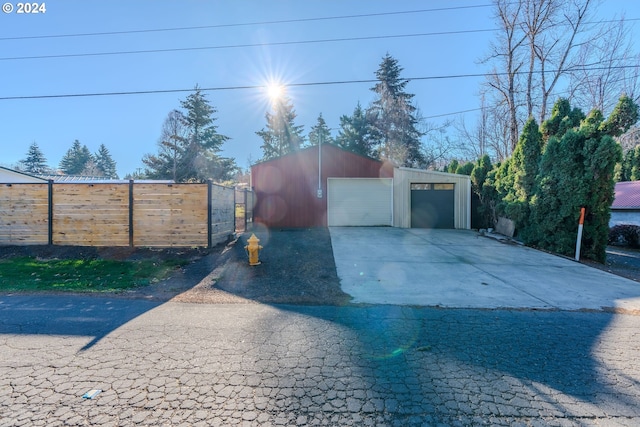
244,233,263,266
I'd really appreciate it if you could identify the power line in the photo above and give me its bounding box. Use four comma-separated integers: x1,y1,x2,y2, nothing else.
3,17,637,62
0,29,497,62
2,65,637,101
424,108,482,119
0,4,493,41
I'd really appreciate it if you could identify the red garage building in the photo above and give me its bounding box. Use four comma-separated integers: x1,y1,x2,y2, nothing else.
251,144,394,228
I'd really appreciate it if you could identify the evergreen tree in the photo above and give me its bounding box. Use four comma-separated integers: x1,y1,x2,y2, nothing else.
528,96,638,262
631,146,640,181
59,140,92,175
540,98,584,141
335,102,374,157
471,155,493,197
580,109,623,262
618,149,634,181
599,95,639,137
367,54,425,167
471,155,493,228
445,159,459,174
502,117,543,234
455,162,474,176
143,87,236,182
143,109,187,181
617,145,640,182
20,142,48,174
492,158,516,217
256,93,305,160
94,144,118,178
308,113,334,146
179,86,232,182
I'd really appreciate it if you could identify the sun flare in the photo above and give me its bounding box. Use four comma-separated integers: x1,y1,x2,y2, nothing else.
266,82,285,103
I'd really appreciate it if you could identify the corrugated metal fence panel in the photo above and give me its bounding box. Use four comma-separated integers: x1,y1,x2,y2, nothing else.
393,168,471,229
53,184,130,246
327,178,393,226
133,183,208,247
0,183,49,245
211,184,234,245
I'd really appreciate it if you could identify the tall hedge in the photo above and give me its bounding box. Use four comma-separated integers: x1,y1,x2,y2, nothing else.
501,117,543,234
527,96,637,262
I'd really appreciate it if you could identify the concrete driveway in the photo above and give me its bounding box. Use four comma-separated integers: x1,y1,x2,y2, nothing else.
330,227,640,311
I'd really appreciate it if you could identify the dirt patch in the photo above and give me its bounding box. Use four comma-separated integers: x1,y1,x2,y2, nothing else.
205,228,351,305
0,228,351,305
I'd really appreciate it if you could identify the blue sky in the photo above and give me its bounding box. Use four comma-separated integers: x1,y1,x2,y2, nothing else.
1,0,638,177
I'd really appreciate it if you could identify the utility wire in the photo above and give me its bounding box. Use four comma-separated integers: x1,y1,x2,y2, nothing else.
0,4,494,41
424,108,482,119
2,65,637,101
0,29,497,62
2,17,637,62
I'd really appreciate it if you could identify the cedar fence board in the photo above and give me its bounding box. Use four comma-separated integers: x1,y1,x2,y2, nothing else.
0,181,248,248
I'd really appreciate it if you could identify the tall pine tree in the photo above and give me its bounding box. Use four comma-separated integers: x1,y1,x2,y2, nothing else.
94,144,118,178
308,113,334,146
59,140,92,175
367,54,425,167
256,93,305,160
179,86,233,182
20,142,48,174
143,87,236,182
336,102,375,157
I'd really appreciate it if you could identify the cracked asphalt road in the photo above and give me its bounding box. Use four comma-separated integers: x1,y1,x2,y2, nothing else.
1,296,639,426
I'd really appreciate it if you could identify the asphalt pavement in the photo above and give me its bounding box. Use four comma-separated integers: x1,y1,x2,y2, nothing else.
1,295,640,426
330,227,640,312
2,228,640,425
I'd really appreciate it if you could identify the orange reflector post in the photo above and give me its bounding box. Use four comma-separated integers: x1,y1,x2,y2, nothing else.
578,207,585,225
575,207,586,261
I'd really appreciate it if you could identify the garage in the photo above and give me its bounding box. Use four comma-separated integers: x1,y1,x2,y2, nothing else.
327,178,393,226
251,146,470,229
251,144,394,228
393,167,471,229
410,183,455,228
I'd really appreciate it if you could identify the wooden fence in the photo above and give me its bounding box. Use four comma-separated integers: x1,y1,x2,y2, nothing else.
0,181,245,247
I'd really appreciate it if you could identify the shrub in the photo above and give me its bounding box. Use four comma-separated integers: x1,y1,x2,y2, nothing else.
608,224,640,248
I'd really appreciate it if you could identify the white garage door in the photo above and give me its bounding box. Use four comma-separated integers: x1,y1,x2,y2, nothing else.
327,178,393,226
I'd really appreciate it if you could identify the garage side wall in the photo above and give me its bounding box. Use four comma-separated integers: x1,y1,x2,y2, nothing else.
393,168,471,229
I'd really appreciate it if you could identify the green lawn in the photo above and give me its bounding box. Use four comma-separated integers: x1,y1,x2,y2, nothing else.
0,257,188,293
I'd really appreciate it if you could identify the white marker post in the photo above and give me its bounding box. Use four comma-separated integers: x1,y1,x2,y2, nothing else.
575,207,586,261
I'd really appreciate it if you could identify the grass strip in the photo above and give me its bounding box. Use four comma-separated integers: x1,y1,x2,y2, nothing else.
0,257,188,293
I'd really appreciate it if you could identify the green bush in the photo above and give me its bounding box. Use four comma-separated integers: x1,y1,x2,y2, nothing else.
608,224,640,248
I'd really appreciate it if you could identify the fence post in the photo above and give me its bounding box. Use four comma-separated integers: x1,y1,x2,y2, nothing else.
207,180,213,248
48,180,53,245
243,189,248,231
129,180,134,247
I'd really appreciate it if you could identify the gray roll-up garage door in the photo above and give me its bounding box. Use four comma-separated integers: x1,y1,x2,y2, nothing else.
411,183,455,228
